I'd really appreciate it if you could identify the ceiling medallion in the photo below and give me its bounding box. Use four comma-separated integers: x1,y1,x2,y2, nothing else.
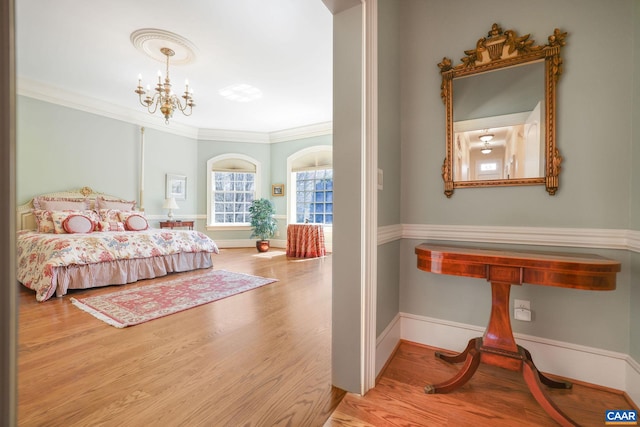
130,28,197,65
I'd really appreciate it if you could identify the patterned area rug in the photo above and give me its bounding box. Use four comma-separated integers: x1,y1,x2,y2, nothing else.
70,269,278,328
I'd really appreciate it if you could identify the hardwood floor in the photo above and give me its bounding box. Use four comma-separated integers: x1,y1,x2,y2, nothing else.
326,341,637,427
18,248,343,426
19,248,635,426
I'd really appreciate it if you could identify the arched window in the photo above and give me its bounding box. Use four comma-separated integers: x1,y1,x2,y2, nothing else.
287,146,333,226
206,154,261,228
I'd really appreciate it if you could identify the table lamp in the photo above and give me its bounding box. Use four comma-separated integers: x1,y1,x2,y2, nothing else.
162,197,179,221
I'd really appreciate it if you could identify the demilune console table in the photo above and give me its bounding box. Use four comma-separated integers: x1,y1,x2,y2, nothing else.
414,243,621,427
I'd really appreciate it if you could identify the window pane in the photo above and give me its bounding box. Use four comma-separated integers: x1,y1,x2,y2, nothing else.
211,170,256,224
326,191,333,202
294,168,333,225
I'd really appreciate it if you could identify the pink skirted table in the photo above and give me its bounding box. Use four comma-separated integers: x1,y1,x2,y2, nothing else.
286,224,326,258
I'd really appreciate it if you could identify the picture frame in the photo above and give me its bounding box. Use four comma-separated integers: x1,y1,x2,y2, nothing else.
166,174,187,200
271,183,285,197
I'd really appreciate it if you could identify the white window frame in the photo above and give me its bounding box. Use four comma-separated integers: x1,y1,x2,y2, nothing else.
206,153,261,230
286,145,333,230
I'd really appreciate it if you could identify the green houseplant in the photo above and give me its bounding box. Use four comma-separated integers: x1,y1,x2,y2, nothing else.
248,198,278,252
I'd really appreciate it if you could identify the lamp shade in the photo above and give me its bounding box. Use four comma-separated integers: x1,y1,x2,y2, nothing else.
163,197,179,210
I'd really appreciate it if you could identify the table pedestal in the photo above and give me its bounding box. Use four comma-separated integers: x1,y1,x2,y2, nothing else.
424,281,576,427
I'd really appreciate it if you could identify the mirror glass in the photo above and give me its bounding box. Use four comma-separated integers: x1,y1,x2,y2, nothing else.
453,61,544,181
438,23,567,197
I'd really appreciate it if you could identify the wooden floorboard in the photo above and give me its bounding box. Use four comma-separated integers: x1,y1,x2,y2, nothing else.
18,248,343,427
326,341,637,427
18,248,635,426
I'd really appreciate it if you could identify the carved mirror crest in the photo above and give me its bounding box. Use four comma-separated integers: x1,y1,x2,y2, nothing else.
438,23,567,197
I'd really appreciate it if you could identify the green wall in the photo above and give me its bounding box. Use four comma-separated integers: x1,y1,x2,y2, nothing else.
401,0,633,228
17,96,330,240
396,0,636,353
17,96,142,205
16,96,199,221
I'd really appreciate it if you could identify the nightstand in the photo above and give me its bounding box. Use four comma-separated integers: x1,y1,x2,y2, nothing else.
159,220,194,230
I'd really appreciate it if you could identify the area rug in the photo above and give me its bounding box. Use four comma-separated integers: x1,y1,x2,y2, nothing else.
70,269,278,328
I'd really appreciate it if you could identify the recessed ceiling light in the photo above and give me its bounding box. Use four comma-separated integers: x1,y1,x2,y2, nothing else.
219,84,263,102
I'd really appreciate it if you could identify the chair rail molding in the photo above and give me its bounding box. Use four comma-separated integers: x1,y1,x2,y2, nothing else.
397,224,638,252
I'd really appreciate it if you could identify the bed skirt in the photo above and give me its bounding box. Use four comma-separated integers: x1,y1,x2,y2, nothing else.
52,252,214,298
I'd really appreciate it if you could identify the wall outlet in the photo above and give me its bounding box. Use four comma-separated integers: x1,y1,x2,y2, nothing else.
514,299,532,321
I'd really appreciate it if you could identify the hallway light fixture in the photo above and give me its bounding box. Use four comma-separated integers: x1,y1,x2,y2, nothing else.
479,131,494,154
135,47,195,124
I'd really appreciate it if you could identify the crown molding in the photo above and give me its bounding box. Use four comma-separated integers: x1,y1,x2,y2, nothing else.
17,77,333,143
17,77,199,138
268,122,333,143
196,128,270,143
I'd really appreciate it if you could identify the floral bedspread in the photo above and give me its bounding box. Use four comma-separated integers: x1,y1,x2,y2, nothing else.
17,229,219,302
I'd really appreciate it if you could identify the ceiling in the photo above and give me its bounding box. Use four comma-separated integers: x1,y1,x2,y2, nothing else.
15,0,334,135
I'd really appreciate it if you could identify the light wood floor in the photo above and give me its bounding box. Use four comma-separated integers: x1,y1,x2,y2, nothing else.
18,248,343,426
326,341,637,427
19,248,636,426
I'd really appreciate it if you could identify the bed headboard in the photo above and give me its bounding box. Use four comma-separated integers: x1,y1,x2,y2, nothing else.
17,186,137,231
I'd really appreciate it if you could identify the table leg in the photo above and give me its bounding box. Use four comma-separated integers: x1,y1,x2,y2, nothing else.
522,358,579,427
521,347,572,390
425,338,481,394
424,281,578,426
434,338,476,364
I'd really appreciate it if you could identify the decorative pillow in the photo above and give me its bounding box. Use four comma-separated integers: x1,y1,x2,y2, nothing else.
33,197,90,211
119,212,148,231
32,209,55,233
96,196,136,211
50,211,71,234
62,214,95,234
97,221,125,232
82,209,101,224
98,209,122,222
49,210,98,234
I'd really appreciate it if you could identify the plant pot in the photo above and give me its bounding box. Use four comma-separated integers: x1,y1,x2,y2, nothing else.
256,240,270,252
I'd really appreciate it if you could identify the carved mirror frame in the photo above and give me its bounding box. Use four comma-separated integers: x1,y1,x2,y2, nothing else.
439,23,567,197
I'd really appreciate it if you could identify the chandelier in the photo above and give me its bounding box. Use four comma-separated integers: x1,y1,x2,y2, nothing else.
479,131,494,154
135,47,195,124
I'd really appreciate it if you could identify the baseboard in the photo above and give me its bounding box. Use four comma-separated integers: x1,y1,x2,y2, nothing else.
214,239,287,249
374,312,638,403
627,356,640,406
375,313,401,377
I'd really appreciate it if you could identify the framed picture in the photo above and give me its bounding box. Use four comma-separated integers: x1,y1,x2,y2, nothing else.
166,174,187,200
271,183,285,197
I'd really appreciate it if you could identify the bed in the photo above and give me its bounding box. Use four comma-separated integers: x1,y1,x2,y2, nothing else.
17,187,219,302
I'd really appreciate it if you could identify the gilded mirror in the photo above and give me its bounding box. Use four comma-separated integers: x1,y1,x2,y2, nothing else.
438,23,567,197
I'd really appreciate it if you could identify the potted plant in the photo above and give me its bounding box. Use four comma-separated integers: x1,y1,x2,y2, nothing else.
248,198,278,252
